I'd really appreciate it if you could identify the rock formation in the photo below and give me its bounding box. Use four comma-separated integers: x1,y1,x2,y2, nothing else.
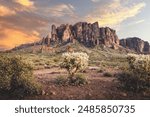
120,37,150,53
42,22,120,48
99,27,119,47
12,21,150,54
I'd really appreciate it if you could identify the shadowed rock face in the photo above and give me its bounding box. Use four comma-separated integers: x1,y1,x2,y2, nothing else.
120,37,150,53
12,21,150,54
42,22,120,48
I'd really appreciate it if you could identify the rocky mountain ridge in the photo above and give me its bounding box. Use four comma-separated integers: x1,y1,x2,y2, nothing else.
41,22,120,49
120,37,150,54
12,21,150,54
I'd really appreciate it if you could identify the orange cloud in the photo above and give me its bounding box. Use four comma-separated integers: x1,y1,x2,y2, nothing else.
0,5,16,16
14,0,34,7
0,28,40,49
86,1,146,27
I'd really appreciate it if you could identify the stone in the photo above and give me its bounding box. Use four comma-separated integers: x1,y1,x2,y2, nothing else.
100,27,119,47
120,37,150,53
14,21,150,54
51,24,57,42
13,21,121,51
62,24,74,42
57,24,67,43
42,90,46,95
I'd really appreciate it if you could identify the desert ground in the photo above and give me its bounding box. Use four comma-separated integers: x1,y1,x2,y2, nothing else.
0,44,150,100
24,66,148,100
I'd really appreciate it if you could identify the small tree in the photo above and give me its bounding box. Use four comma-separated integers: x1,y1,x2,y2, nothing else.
60,52,89,81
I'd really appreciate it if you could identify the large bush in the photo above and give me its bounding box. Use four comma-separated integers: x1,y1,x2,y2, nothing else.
0,55,41,97
60,52,89,82
118,54,150,92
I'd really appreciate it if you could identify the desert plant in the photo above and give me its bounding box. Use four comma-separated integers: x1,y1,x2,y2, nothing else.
103,72,113,77
60,52,89,82
0,55,41,97
118,54,150,92
55,75,67,85
69,74,88,85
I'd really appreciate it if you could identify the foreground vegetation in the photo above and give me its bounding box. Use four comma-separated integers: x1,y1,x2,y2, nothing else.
0,43,149,99
0,55,42,98
118,54,150,93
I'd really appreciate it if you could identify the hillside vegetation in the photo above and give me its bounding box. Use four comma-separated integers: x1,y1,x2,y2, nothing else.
1,42,149,100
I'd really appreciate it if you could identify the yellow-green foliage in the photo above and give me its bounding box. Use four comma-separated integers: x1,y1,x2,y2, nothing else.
60,52,89,77
0,55,41,97
118,54,150,92
128,54,150,74
72,74,88,85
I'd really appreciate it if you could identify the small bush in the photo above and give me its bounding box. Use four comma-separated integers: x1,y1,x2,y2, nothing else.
55,74,88,86
53,58,59,62
60,52,89,82
0,55,41,97
69,74,88,86
103,72,113,77
117,54,150,92
55,75,67,85
97,69,103,73
97,67,105,73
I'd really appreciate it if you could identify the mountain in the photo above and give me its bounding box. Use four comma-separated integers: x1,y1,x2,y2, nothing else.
12,21,150,54
120,37,150,54
41,22,120,49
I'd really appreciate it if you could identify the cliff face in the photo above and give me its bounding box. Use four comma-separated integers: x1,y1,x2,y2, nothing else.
120,37,150,54
12,21,150,54
42,22,120,48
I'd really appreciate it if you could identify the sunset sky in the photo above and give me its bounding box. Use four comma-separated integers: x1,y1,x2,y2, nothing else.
0,0,149,50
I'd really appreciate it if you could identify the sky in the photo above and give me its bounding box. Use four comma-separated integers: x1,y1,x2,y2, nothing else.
0,0,150,50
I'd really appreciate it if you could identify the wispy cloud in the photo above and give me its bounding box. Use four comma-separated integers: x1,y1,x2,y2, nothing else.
134,19,145,24
0,5,16,16
13,0,34,7
0,28,39,49
123,19,145,27
0,0,148,50
90,0,101,3
86,0,146,27
0,0,49,49
47,3,76,17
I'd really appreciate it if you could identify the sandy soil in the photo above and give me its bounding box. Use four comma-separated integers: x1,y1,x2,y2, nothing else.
24,67,150,100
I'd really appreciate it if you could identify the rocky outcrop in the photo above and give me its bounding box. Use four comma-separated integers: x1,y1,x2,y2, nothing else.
43,22,120,48
120,37,150,53
100,27,119,47
51,25,57,43
12,21,150,54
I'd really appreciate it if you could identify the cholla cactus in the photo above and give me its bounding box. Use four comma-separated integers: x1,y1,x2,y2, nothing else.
118,54,150,92
60,52,89,79
127,54,150,74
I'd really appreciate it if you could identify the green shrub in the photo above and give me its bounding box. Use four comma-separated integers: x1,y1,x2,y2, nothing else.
53,58,59,62
117,54,150,92
55,75,67,85
0,55,41,97
103,72,113,77
55,74,88,86
69,74,88,85
97,67,104,73
97,69,103,73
